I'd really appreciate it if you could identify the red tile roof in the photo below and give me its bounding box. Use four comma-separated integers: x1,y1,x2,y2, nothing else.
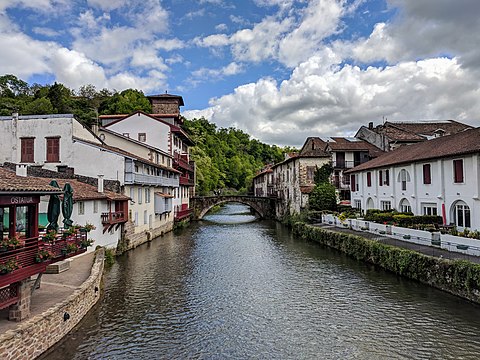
346,127,480,173
327,137,383,157
0,168,63,194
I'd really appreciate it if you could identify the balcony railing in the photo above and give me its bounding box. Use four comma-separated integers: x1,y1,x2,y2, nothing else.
332,161,362,169
175,208,193,221
0,232,87,297
101,211,127,225
332,175,351,190
125,172,179,187
179,176,195,186
174,153,195,172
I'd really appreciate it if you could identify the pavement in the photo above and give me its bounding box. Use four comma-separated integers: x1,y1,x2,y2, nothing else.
314,223,480,264
0,251,95,334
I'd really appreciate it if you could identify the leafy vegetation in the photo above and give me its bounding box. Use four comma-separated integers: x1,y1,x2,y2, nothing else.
309,163,337,211
183,117,293,195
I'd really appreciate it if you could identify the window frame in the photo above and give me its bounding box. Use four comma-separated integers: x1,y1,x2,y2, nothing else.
45,137,60,163
453,159,464,183
423,164,431,184
20,137,35,163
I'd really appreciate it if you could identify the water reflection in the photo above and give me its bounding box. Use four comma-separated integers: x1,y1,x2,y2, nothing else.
43,204,480,360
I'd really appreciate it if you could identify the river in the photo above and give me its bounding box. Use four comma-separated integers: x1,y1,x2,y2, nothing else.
43,203,480,359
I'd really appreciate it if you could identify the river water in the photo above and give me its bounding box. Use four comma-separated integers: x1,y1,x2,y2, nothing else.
44,203,480,359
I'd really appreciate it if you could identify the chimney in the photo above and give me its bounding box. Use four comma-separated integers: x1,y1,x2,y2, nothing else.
368,122,374,130
97,175,104,193
16,164,27,177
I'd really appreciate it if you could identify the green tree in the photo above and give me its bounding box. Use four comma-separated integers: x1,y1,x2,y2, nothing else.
48,82,72,113
99,89,151,114
309,183,337,211
314,162,333,184
23,97,54,114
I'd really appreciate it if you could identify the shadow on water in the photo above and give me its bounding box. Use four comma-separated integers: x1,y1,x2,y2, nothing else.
42,204,480,360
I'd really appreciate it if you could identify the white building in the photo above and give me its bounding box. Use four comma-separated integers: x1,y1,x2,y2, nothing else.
347,127,480,231
99,97,195,222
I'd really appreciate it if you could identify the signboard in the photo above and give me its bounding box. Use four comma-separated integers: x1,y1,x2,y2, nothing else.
0,195,40,206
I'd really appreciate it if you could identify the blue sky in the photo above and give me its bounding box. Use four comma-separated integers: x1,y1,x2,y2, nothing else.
1,0,480,146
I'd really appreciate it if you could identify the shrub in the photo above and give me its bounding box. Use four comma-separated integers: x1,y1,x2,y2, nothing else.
309,183,337,211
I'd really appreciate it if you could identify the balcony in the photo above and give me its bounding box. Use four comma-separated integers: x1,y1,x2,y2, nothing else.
174,153,195,172
0,232,87,305
179,176,195,186
125,172,179,187
332,175,351,190
101,211,127,225
332,160,361,169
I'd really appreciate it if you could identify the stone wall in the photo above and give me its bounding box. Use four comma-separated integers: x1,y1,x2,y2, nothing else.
118,219,173,253
0,249,105,360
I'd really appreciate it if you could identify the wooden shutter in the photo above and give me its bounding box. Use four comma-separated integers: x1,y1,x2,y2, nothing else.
367,172,371,187
46,138,60,162
21,138,34,163
350,174,356,191
453,160,463,183
385,170,390,186
423,164,431,184
379,170,383,187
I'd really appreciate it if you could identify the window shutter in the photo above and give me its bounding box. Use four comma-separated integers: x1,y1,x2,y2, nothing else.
379,170,383,187
21,138,34,163
453,160,463,183
46,138,60,162
367,172,371,187
423,164,431,184
350,174,356,191
385,170,390,186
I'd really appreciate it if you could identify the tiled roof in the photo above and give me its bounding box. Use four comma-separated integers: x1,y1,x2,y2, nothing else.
327,137,383,156
300,137,329,156
52,179,129,201
155,192,174,198
0,168,63,194
147,93,184,106
387,120,472,137
346,127,480,173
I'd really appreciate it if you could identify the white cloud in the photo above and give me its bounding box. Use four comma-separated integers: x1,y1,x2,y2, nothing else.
186,56,480,146
192,62,244,79
215,23,228,32
32,27,60,37
86,0,127,11
154,38,185,51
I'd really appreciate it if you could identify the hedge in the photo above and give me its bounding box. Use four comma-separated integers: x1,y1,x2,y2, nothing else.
292,222,480,303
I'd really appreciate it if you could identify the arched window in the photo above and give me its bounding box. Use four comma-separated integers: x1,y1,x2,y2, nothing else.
397,169,411,191
399,198,411,213
366,197,374,210
452,201,471,228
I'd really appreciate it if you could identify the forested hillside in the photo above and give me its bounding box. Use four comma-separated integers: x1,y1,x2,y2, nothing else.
0,74,295,194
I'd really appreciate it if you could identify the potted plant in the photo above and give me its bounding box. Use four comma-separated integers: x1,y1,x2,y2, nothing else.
0,258,19,275
43,230,57,242
62,227,77,239
8,235,23,249
35,249,54,263
80,238,94,249
66,242,78,253
83,223,96,232
0,238,9,252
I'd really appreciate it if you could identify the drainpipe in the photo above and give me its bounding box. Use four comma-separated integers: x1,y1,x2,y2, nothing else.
12,112,18,162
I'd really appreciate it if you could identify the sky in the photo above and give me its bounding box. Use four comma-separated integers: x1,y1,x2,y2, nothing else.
1,0,480,147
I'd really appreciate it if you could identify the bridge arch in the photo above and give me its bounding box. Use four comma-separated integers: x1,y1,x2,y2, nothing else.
191,196,276,220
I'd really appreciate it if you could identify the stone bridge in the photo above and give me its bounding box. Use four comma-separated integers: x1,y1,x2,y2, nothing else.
191,195,277,220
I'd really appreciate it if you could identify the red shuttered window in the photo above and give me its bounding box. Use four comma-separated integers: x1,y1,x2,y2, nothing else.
46,137,60,162
423,164,431,184
453,159,463,183
350,174,356,192
385,170,390,186
379,170,383,187
367,172,372,187
21,138,34,163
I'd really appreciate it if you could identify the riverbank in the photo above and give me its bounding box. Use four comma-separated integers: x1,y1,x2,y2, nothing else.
293,222,480,303
0,249,104,360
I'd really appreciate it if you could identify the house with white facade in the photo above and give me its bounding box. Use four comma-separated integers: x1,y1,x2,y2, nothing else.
346,127,480,230
99,94,195,221
253,165,274,197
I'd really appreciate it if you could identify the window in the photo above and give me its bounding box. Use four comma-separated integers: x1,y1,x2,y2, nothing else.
453,159,464,183
138,133,146,142
385,170,390,186
138,188,143,204
145,188,151,203
454,201,470,228
306,166,316,181
78,201,85,215
399,199,411,213
354,200,362,210
381,201,391,211
21,138,34,163
379,170,383,187
422,203,437,216
398,169,411,191
350,174,356,192
134,211,138,226
367,172,372,187
46,137,60,162
93,201,98,214
144,210,148,224
130,187,135,201
423,164,431,184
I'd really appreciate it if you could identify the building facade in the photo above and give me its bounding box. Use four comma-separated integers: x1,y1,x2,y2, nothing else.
347,128,480,231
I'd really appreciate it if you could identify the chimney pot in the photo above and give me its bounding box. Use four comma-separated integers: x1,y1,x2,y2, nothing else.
97,175,104,193
16,164,27,177
368,122,374,129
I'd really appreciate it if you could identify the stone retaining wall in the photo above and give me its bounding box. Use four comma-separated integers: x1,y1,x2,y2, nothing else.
0,249,105,360
118,220,173,253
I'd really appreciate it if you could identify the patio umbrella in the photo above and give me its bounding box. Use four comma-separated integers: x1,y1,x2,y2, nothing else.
46,180,61,232
62,182,74,228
